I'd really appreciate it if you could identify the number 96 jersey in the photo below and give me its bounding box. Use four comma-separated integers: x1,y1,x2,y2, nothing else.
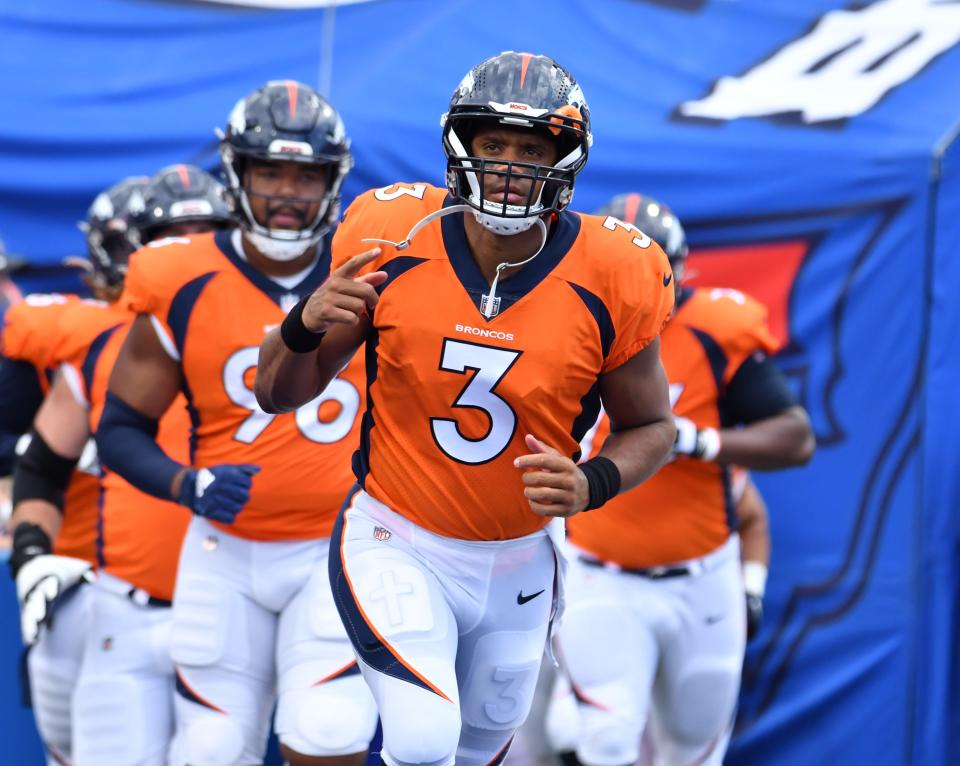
121,231,364,542
332,183,674,541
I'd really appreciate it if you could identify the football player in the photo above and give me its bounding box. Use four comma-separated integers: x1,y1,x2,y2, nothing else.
95,82,377,766
9,165,231,766
3,177,148,766
255,53,677,766
546,193,814,766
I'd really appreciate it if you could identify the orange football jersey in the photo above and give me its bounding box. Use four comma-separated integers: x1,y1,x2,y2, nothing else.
57,300,192,601
568,286,780,566
121,230,364,542
1,294,128,563
330,183,674,541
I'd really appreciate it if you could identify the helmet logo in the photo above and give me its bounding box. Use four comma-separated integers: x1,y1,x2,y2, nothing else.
548,105,583,136
489,101,548,118
169,200,214,218
266,139,314,157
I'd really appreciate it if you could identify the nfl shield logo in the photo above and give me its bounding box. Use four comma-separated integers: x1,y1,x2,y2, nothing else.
373,526,392,542
280,293,299,313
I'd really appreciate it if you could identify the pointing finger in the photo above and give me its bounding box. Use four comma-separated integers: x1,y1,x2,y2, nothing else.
333,247,382,279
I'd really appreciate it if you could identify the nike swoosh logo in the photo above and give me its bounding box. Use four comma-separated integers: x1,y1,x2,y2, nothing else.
663,273,673,287
705,614,726,624
517,589,545,605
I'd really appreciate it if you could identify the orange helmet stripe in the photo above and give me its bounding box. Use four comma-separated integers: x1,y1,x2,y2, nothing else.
176,164,191,190
286,80,298,118
624,193,642,227
519,53,533,90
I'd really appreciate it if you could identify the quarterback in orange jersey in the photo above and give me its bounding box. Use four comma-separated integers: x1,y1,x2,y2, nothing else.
256,53,676,766
547,194,815,766
9,166,231,766
96,82,377,766
3,176,150,766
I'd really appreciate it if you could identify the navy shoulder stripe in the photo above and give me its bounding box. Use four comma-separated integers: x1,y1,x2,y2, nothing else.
167,272,217,355
376,256,428,295
566,282,615,359
81,324,124,396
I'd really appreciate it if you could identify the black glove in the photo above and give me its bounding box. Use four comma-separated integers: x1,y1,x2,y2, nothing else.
745,592,764,641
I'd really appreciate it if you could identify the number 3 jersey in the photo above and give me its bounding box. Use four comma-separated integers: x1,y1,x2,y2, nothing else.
331,183,674,542
121,230,364,542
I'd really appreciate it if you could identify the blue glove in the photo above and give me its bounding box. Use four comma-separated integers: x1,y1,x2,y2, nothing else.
176,464,260,524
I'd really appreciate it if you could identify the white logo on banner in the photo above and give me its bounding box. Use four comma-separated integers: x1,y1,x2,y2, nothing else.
679,0,960,124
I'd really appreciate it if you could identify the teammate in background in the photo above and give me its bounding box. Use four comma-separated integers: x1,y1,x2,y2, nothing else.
730,467,771,641
96,82,377,766
2,177,148,766
546,193,814,766
11,164,232,766
7,165,230,766
255,53,676,766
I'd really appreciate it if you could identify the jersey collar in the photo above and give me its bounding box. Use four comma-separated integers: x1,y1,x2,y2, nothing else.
440,197,581,320
213,228,332,308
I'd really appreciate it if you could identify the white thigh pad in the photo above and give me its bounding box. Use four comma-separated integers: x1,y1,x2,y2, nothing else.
351,558,437,638
277,675,378,757
459,631,545,730
169,716,245,766
170,577,231,667
74,675,172,766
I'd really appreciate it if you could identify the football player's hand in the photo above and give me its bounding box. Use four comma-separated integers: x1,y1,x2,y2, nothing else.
177,464,261,524
16,555,94,646
745,592,764,640
515,434,589,518
302,248,388,333
672,416,721,461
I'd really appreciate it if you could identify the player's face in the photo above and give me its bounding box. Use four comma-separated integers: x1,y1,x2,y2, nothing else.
244,159,328,231
470,126,559,207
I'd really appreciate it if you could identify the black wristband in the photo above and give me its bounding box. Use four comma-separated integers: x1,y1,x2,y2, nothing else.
579,456,622,511
280,295,326,353
9,523,52,580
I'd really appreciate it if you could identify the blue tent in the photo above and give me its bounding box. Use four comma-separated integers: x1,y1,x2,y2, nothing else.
1,1,959,764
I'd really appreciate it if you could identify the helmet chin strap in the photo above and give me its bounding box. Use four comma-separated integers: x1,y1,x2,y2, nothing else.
362,205,548,320
246,229,319,262
481,217,547,318
362,204,474,251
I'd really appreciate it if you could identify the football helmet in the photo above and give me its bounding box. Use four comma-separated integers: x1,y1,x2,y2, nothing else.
441,51,592,235
78,176,149,288
219,80,352,260
138,164,232,242
596,193,689,281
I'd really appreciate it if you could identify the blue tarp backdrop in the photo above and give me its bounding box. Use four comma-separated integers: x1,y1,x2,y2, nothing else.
1,1,959,764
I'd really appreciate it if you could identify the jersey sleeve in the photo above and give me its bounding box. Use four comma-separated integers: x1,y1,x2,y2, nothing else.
331,183,444,273
713,291,781,383
120,246,172,317
603,239,675,373
119,242,195,346
0,294,73,368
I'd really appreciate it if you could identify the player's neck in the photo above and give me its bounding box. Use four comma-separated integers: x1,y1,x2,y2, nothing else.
239,232,319,277
463,215,551,286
